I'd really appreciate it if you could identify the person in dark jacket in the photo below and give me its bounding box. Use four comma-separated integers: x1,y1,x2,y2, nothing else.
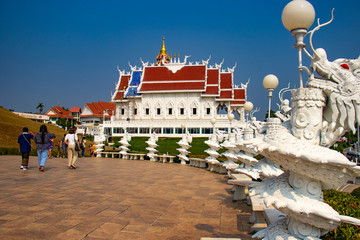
34,125,55,172
17,127,33,170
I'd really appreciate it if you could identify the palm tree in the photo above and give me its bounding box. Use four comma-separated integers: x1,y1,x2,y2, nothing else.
36,103,44,114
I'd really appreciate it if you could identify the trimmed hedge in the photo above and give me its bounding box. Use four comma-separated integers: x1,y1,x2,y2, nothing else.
0,147,38,156
321,189,360,239
351,187,360,199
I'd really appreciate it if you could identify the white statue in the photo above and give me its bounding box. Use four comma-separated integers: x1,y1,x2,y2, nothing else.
251,10,360,240
119,131,131,156
204,130,224,163
301,10,360,147
177,133,192,165
221,129,240,170
276,83,292,122
146,132,158,161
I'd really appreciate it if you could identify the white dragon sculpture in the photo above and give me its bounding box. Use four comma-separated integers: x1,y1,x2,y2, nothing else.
302,9,360,147
249,9,360,240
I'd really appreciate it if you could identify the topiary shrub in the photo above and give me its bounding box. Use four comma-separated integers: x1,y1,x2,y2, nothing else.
351,187,360,199
321,189,360,239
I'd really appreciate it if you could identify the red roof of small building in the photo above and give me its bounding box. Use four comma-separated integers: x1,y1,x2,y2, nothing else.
70,107,81,113
81,101,115,118
46,106,74,119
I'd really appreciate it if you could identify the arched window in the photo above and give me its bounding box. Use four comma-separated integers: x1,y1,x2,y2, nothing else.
190,101,198,115
155,102,162,116
167,101,174,116
133,103,138,116
204,102,212,115
143,102,150,116
178,102,186,116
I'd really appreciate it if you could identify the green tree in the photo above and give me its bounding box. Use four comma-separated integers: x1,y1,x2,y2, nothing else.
56,118,71,130
36,103,44,114
264,109,277,121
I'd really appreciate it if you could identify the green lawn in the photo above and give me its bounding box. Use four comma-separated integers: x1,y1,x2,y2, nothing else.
108,136,226,160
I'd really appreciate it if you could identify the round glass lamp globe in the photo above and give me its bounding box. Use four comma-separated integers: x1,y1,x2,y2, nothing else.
282,0,315,31
228,113,235,121
210,118,216,125
244,102,253,112
263,74,279,90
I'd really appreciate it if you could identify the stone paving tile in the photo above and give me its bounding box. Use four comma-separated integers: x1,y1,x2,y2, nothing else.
0,155,252,240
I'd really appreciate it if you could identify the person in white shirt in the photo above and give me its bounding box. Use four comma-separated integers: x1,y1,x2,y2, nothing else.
65,128,80,169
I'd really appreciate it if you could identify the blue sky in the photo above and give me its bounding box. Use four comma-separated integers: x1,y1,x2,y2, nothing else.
1,0,359,120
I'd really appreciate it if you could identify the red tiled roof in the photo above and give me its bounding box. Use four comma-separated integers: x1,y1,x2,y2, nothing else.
81,102,115,118
231,89,246,105
220,73,232,89
140,81,205,92
70,107,81,113
142,65,206,82
219,90,232,99
233,88,245,100
113,75,130,100
204,86,219,95
231,100,246,105
113,92,124,100
46,106,73,119
139,65,206,92
207,69,219,85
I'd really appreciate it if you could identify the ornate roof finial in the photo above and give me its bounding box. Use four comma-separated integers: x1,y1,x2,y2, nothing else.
160,36,167,56
155,36,171,65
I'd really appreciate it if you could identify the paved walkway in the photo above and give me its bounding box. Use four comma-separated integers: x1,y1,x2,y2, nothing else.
0,156,252,240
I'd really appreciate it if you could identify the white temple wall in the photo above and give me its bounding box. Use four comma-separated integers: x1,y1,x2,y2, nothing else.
107,92,246,137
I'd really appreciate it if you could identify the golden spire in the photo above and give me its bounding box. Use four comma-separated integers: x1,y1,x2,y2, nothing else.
160,36,167,56
155,36,171,65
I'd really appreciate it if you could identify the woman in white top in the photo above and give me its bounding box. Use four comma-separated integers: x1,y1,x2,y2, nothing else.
65,127,80,169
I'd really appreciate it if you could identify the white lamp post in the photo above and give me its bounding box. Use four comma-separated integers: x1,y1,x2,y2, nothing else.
211,117,216,133
228,113,235,133
282,0,315,88
263,74,279,119
243,101,253,128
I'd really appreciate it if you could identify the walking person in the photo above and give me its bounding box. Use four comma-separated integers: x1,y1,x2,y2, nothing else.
17,127,34,170
61,134,67,158
89,144,94,157
65,128,80,169
34,125,55,172
80,137,86,157
56,139,62,158
48,139,54,158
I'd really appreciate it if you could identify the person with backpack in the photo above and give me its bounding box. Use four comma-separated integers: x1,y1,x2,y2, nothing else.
34,125,55,172
17,127,33,170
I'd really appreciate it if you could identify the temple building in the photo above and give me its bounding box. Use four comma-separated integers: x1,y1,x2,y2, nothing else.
101,38,248,137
